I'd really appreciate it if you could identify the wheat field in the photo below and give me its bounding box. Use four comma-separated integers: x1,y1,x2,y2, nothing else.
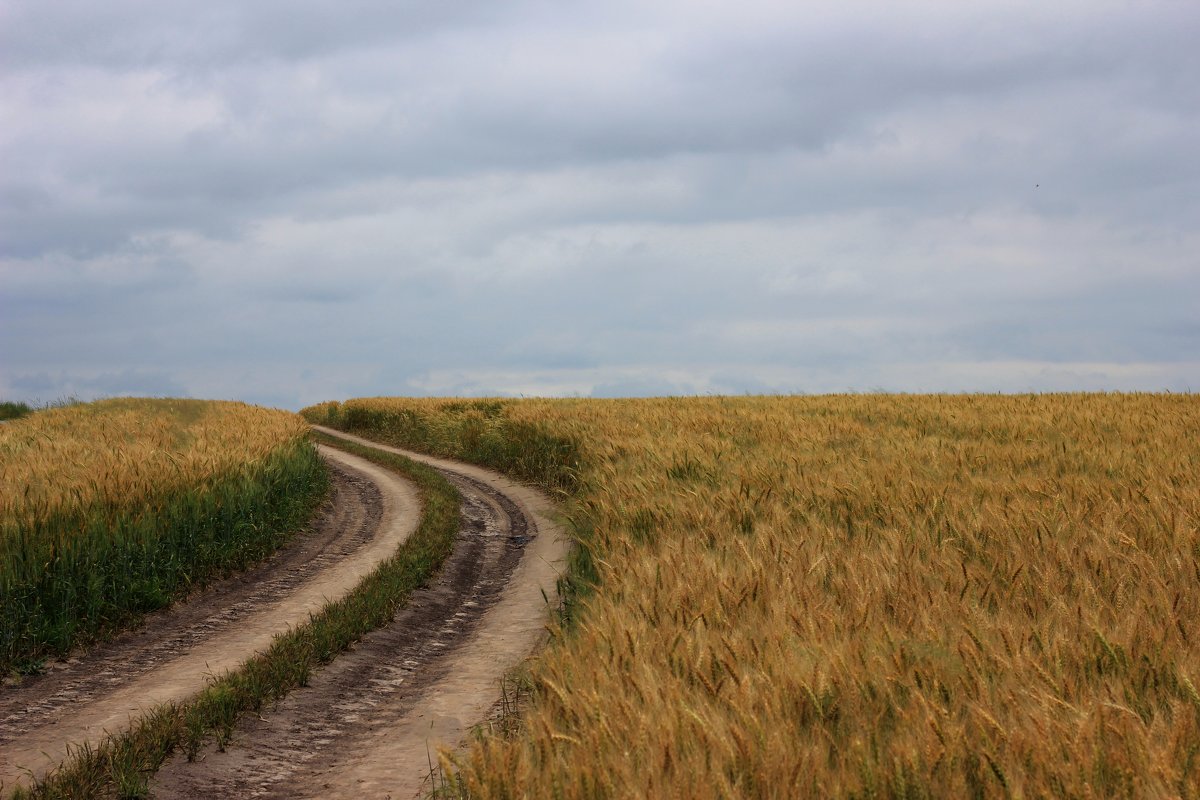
1,398,324,674
0,398,310,524
307,394,1200,798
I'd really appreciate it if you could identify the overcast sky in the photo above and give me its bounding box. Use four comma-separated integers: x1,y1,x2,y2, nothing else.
2,0,1197,409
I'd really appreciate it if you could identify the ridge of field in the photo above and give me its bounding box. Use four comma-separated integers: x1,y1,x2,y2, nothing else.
0,398,326,676
303,394,1200,798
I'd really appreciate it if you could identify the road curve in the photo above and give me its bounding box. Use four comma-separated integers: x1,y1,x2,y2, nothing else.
0,446,422,790
152,427,569,799
1,432,568,797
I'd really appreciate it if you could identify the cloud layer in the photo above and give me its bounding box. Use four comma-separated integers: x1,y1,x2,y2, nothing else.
3,0,1198,407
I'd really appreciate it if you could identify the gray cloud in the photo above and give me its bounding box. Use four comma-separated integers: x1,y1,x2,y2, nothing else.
2,0,1198,408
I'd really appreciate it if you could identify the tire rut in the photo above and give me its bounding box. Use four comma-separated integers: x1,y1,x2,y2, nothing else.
0,431,568,799
0,448,421,789
0,462,381,750
152,470,531,799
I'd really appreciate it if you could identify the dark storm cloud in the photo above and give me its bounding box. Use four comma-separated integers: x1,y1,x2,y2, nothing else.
2,0,1198,405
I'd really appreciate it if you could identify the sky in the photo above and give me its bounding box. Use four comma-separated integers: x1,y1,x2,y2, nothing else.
2,0,1198,410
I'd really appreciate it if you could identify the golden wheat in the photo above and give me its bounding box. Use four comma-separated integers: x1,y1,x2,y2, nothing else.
1,398,322,674
0,398,310,529
310,394,1200,798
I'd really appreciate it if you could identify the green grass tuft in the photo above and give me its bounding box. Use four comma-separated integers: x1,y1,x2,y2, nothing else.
0,401,32,421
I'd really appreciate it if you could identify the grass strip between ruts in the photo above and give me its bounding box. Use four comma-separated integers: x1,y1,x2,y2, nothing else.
10,433,461,800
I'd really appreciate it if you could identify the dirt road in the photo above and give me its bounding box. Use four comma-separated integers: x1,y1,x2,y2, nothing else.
0,446,417,789
0,431,567,799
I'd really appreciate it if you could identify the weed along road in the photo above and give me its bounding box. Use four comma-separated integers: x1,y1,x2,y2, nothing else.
0,433,568,798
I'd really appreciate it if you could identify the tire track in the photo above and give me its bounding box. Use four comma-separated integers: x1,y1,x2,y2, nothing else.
152,428,569,800
0,446,421,790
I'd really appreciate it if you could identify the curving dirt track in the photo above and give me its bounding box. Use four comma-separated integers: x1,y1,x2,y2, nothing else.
0,433,568,798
